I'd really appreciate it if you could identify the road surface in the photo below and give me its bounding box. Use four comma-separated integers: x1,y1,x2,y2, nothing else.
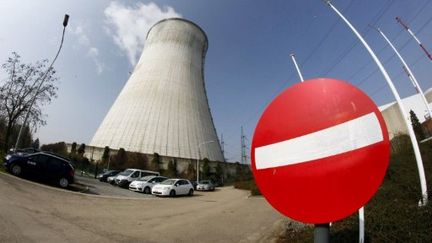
0,172,287,242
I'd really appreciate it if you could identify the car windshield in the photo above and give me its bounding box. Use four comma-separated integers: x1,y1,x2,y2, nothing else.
200,180,210,184
118,169,134,176
160,179,176,185
137,176,155,181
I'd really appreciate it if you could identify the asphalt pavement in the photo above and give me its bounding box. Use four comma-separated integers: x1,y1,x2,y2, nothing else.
74,175,153,198
0,171,288,242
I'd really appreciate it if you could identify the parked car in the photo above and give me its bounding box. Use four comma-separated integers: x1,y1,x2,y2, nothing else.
107,175,116,184
114,169,160,188
97,170,121,182
190,180,198,190
129,175,168,193
196,180,215,191
152,179,194,197
8,147,40,156
4,151,75,188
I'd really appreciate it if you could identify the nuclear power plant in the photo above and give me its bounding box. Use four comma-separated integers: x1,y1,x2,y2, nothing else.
90,18,224,162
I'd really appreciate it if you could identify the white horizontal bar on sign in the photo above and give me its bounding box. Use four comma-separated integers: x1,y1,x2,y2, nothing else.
255,112,383,170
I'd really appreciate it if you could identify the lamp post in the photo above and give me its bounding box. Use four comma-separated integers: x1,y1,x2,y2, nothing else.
197,140,215,182
14,14,69,151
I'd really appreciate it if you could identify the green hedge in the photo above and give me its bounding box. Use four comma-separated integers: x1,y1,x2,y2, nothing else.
234,179,261,196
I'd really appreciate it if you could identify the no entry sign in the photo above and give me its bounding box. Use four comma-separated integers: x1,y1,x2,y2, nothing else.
251,78,390,224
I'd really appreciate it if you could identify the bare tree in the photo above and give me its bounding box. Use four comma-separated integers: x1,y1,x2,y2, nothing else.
0,52,58,151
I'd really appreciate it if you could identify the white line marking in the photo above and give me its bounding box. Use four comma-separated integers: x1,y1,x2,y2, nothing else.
255,112,383,170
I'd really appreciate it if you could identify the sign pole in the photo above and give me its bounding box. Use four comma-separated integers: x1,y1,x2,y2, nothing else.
359,207,365,243
314,224,330,243
323,0,428,206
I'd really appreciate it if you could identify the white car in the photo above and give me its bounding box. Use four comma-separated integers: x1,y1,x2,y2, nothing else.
152,179,194,197
129,176,167,194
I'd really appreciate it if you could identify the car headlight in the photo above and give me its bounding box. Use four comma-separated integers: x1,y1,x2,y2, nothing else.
163,187,170,191
5,155,11,161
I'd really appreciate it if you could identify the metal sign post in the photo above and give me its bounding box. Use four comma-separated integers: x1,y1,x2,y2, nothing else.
314,224,330,243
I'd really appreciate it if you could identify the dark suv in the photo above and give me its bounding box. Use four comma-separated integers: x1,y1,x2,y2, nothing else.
97,170,121,182
4,152,75,188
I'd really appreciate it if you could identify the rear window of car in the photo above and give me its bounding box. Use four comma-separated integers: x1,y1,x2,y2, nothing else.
155,177,167,182
138,176,154,181
161,179,176,185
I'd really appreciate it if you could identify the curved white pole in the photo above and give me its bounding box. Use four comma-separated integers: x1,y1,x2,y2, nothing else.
290,54,304,82
375,28,432,120
324,0,427,206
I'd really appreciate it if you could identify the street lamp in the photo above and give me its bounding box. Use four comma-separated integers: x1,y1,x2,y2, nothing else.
196,140,215,182
14,14,70,151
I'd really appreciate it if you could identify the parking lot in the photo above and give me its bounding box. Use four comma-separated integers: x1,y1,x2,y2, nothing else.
73,175,155,198
0,172,288,242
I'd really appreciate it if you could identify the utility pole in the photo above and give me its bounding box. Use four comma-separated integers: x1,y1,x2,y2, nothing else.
241,126,248,164
220,133,225,161
396,17,432,61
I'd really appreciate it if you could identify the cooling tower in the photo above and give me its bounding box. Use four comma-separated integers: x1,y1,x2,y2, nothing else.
90,18,224,162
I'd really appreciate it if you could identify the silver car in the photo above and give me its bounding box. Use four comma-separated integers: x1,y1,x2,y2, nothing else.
196,180,215,191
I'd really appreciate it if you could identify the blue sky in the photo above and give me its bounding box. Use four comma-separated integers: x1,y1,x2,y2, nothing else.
0,0,431,162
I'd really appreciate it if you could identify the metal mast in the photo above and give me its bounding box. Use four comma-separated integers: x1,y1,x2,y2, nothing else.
371,26,432,120
220,133,225,161
396,17,432,61
241,127,248,164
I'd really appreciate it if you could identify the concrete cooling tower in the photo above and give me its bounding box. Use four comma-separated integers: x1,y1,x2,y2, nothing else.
90,18,224,162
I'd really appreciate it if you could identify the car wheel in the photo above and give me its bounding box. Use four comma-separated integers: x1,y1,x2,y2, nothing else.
59,177,69,188
11,164,22,176
188,189,194,196
144,187,151,194
169,190,176,197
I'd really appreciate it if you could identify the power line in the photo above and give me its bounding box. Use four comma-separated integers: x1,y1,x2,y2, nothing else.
322,0,395,76
345,0,430,82
299,1,355,68
370,51,426,98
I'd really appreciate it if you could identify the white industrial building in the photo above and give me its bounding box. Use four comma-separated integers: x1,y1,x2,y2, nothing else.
379,88,432,139
90,18,224,162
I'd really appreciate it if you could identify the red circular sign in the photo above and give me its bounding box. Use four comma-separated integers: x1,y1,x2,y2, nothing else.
251,78,390,224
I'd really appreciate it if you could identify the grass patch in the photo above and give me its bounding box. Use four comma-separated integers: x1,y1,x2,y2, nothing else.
280,135,432,242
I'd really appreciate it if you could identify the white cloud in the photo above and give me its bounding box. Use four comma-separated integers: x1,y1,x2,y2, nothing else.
70,24,105,75
104,1,181,66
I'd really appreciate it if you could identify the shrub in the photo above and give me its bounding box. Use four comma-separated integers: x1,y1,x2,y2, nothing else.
234,179,261,196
